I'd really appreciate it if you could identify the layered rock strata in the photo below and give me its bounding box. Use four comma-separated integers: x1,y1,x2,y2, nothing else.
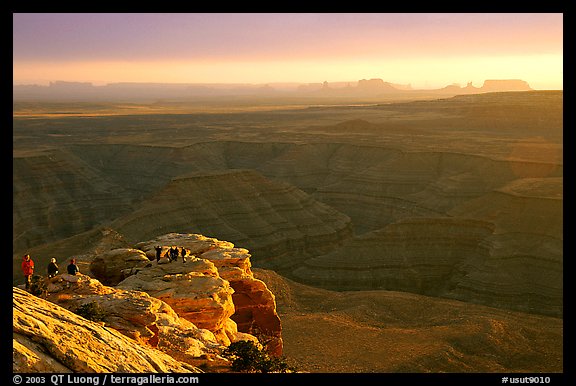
314,151,562,233
292,217,495,293
13,149,133,252
447,232,562,316
449,177,563,238
445,177,563,316
15,140,561,271
291,211,562,316
109,169,352,266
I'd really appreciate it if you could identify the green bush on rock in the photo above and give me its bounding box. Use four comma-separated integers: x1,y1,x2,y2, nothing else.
222,340,295,373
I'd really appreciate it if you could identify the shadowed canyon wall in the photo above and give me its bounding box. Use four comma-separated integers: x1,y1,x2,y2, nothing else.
13,92,562,318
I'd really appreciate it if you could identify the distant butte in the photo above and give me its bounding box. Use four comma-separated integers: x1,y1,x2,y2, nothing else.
13,78,535,101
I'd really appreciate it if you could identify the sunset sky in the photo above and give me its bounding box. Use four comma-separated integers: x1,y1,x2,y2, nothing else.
13,13,563,89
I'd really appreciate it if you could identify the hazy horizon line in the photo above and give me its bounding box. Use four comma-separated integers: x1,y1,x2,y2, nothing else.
12,78,563,91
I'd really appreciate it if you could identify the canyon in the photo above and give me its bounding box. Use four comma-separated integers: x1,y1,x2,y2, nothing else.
13,89,563,372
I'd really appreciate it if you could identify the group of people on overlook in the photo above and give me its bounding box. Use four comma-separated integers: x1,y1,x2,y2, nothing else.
21,245,191,291
21,254,79,291
155,245,191,263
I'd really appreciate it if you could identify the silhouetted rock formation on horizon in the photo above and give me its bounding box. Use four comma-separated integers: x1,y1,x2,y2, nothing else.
13,78,535,101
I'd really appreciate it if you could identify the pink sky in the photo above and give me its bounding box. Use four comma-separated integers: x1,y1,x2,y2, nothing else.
13,13,563,89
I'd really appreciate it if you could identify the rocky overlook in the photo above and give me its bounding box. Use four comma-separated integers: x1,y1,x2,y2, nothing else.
13,233,282,372
13,287,203,373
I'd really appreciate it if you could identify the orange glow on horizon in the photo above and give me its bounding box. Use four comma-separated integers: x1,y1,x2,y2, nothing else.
13,53,563,90
13,13,562,90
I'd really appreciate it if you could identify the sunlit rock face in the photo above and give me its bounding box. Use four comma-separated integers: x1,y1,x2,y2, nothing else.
115,257,237,346
118,233,283,354
13,287,202,373
42,273,223,354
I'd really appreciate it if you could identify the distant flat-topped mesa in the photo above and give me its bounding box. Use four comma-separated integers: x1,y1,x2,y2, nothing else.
481,79,532,92
13,78,532,101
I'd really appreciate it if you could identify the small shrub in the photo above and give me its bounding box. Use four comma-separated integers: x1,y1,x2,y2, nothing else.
74,301,106,322
222,340,295,373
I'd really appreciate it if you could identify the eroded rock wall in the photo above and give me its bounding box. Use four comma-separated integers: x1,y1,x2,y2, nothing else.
109,170,352,267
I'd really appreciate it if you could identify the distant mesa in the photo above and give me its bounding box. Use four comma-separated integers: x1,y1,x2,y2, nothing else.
49,80,94,90
440,82,477,92
13,78,533,101
439,79,531,94
481,79,532,92
357,78,402,92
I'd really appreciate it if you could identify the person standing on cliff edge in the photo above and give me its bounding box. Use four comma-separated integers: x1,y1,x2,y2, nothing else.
67,258,79,275
47,257,59,278
155,246,162,263
21,254,34,291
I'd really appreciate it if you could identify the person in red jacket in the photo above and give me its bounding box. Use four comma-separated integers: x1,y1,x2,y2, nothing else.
21,254,34,291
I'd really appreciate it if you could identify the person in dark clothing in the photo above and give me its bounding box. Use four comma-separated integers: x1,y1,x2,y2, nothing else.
155,246,162,263
67,258,79,275
169,247,178,262
47,258,59,278
21,254,34,291
181,247,188,263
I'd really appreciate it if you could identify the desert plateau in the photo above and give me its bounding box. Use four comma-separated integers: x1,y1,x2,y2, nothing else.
13,85,563,374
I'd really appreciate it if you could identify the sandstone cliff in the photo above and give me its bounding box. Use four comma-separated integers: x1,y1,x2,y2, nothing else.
86,233,283,355
14,231,284,372
13,287,202,373
43,273,225,352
